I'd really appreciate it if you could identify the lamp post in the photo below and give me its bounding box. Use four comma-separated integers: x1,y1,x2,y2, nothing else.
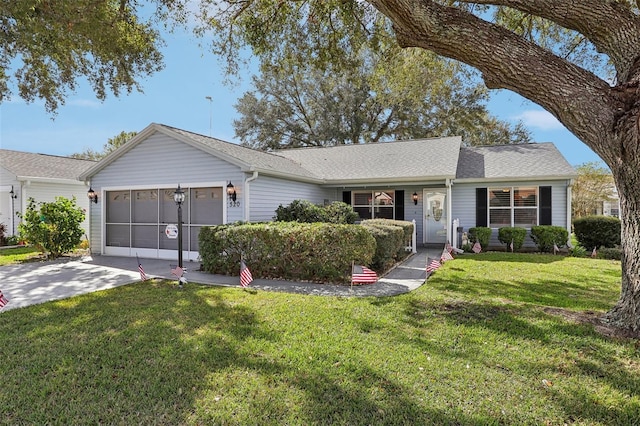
173,185,185,270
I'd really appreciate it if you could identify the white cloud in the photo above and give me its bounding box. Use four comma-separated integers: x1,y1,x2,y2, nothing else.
513,109,564,131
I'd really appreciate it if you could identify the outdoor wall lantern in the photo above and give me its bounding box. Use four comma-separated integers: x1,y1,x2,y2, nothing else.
227,182,240,207
87,187,98,203
412,192,419,205
173,185,185,273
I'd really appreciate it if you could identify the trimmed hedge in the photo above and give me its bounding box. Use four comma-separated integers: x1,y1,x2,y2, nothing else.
530,225,569,252
573,215,621,250
199,222,375,284
361,223,404,271
596,247,622,260
274,200,358,224
468,227,492,250
497,227,527,251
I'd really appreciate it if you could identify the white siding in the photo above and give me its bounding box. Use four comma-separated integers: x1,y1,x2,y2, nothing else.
249,175,333,222
90,131,246,253
0,167,19,236
452,180,571,248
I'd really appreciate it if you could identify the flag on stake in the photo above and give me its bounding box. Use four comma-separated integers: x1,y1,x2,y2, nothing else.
445,241,453,254
472,241,482,253
137,255,148,281
171,265,184,278
426,258,441,274
510,240,514,252
441,249,454,262
352,264,378,285
0,290,9,309
592,247,597,258
553,243,559,255
240,260,253,287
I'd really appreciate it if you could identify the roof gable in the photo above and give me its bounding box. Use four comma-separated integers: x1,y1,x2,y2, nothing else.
0,149,95,181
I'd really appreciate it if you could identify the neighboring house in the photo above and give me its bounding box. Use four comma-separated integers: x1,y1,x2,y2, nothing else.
0,150,96,238
78,123,577,260
600,185,620,218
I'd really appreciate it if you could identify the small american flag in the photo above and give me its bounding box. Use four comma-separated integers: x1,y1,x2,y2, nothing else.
591,247,597,258
426,258,441,274
0,290,9,309
553,243,559,254
445,241,453,253
351,264,378,284
240,260,253,287
137,255,148,281
441,249,454,262
510,240,514,252
171,266,184,278
472,241,482,253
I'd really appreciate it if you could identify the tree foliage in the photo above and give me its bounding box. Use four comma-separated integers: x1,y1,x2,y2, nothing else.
71,131,137,160
17,197,85,259
0,0,175,112
234,47,530,149
572,162,616,219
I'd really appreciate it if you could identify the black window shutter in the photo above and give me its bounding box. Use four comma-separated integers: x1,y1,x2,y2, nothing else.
476,188,488,227
395,190,405,220
342,191,351,205
540,186,552,225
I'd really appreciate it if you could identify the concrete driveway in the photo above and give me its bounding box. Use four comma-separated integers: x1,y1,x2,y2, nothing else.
1,248,437,312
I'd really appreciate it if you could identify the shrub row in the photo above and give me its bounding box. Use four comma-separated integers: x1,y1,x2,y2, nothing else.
361,219,414,270
199,222,375,284
467,225,569,253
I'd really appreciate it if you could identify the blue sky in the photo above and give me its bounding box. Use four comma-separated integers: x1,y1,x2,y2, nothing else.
0,28,603,167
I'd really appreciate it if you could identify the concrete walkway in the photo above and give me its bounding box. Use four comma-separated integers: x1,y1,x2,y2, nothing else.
0,247,441,312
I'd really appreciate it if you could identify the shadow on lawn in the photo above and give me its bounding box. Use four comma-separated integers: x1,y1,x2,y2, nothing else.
399,295,640,424
0,281,488,425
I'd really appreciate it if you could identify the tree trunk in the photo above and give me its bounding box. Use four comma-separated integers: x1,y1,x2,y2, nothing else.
604,128,640,331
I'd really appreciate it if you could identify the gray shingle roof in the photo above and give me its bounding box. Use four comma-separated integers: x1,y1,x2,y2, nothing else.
164,126,321,181
0,149,96,181
455,143,576,180
276,136,462,183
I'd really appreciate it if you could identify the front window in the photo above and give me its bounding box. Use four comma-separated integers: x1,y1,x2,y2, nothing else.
489,187,538,228
353,190,395,220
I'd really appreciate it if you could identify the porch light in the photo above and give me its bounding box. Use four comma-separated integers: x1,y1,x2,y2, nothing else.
87,187,98,203
412,192,418,205
226,182,237,201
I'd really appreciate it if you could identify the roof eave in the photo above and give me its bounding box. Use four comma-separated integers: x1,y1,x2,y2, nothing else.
454,174,577,184
321,175,456,187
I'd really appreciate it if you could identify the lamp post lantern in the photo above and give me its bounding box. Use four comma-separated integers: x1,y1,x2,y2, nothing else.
173,184,185,270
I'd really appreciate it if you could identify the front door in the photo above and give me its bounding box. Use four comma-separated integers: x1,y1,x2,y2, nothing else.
423,189,447,246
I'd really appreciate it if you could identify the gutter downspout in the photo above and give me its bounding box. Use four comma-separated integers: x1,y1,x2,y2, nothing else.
567,179,573,245
244,171,259,222
446,178,453,245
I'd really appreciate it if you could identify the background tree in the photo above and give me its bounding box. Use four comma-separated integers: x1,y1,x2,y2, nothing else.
572,162,616,219
0,1,186,112
234,47,530,149
17,197,85,259
200,1,640,331
71,131,137,160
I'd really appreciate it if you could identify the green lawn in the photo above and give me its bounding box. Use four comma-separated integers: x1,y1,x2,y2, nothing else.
0,246,40,265
1,253,638,425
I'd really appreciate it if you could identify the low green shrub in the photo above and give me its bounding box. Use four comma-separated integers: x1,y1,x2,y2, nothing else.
596,247,622,260
568,244,588,257
360,222,405,271
274,200,358,224
468,227,492,250
361,219,414,256
530,225,569,252
199,222,375,283
497,227,527,251
573,216,621,250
